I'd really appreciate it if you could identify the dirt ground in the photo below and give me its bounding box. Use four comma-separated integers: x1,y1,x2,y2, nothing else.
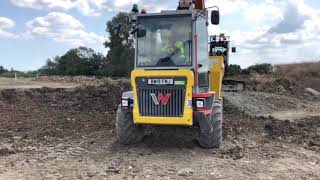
0,77,79,89
0,77,319,179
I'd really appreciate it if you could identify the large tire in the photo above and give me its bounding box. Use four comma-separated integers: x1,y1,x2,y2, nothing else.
116,106,145,145
198,100,223,148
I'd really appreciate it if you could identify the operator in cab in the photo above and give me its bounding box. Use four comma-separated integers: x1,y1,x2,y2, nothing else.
157,26,188,66
136,16,191,67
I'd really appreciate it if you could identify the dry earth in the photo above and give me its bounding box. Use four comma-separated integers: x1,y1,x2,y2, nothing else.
0,77,79,89
0,77,319,179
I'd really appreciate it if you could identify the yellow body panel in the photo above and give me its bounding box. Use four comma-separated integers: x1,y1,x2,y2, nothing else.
209,56,225,99
131,69,194,126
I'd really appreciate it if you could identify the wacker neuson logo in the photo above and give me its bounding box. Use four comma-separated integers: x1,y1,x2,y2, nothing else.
150,93,172,106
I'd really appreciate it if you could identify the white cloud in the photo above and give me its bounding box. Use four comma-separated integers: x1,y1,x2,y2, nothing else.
10,0,75,10
10,0,141,16
91,0,175,14
24,12,104,46
73,0,105,16
10,0,100,16
0,17,17,38
207,0,248,16
207,0,320,67
10,0,176,16
244,2,283,23
268,2,307,34
114,0,139,8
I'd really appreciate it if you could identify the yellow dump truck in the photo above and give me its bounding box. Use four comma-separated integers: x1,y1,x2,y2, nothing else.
116,0,235,148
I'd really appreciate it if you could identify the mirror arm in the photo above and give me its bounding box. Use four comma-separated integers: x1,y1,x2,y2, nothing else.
130,24,140,34
130,27,139,34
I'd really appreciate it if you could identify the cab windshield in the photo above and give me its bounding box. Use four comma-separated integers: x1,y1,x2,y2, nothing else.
137,15,192,67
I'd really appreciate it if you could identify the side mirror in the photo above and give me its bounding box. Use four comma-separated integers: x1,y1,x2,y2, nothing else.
137,28,146,38
231,47,237,53
211,10,220,25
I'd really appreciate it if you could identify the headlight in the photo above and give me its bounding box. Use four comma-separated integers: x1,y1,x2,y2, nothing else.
121,99,129,107
196,99,205,108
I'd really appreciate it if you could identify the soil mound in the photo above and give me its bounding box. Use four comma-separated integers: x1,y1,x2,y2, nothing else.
0,80,131,112
223,97,320,152
35,76,130,86
246,78,304,97
0,80,131,140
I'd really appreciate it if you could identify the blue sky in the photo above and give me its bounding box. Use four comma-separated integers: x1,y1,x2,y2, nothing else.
0,0,319,71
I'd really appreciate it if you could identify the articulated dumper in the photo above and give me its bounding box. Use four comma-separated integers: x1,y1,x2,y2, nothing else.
116,0,237,148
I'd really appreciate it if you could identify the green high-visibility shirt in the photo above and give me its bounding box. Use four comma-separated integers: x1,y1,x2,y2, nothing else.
161,40,185,58
175,40,185,58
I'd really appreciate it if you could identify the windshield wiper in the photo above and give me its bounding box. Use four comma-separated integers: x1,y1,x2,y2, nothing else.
156,40,191,66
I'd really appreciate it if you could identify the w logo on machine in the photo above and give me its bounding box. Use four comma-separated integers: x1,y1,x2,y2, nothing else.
150,93,172,106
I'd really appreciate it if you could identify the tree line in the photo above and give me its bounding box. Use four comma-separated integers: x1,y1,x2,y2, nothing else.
226,63,273,76
0,65,38,78
0,66,8,74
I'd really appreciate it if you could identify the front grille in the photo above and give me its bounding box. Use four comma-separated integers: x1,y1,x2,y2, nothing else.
138,87,185,117
136,77,187,117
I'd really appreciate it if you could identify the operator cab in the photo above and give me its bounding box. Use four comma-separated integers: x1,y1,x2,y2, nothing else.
135,11,192,68
131,6,219,74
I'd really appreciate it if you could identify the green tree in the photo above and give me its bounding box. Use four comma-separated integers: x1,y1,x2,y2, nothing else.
104,12,134,77
243,63,273,75
40,47,107,76
0,66,8,74
40,57,59,75
226,64,242,76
